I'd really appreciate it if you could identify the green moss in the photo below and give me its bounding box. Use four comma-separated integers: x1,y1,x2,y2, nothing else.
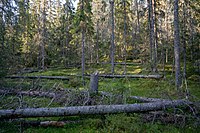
1,65,200,132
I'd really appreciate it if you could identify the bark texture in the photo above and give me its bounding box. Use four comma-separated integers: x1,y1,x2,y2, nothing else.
89,72,99,94
174,0,181,90
0,100,190,119
110,0,115,74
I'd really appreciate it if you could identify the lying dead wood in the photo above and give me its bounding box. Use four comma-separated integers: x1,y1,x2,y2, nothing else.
96,74,163,79
5,76,69,80
129,96,169,102
0,89,56,98
0,100,191,119
0,89,178,104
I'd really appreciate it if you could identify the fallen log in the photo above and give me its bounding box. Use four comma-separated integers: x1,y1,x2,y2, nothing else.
0,100,191,119
5,76,69,80
0,89,55,98
129,96,169,102
96,74,163,79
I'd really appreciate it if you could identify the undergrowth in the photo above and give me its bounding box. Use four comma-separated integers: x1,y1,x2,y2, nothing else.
0,64,199,132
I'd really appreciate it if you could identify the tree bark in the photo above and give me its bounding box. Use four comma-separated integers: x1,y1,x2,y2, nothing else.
0,100,190,119
174,0,181,90
89,72,99,94
123,0,127,74
96,20,99,64
182,1,186,80
110,0,115,74
81,0,85,83
148,0,156,72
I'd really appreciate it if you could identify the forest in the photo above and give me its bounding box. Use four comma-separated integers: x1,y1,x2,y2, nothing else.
0,0,200,132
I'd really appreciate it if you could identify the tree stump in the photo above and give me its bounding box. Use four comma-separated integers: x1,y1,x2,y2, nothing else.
89,71,99,94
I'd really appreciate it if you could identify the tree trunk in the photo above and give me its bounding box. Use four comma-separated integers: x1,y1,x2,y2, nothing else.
110,0,115,74
148,0,156,72
174,0,181,90
153,0,158,69
81,0,85,83
182,1,186,80
96,20,99,64
0,100,190,119
41,0,47,70
123,0,127,74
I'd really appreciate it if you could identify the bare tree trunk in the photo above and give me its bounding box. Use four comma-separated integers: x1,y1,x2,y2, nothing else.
41,0,47,70
96,20,99,64
123,0,127,74
64,0,70,67
0,4,5,48
174,0,181,90
81,0,85,83
110,0,115,74
182,1,186,80
148,0,156,72
0,100,190,119
136,0,140,33
153,0,158,69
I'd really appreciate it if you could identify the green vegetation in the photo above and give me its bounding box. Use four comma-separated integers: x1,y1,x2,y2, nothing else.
0,64,199,132
0,0,199,132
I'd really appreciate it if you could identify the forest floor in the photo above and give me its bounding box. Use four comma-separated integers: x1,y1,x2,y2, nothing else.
0,63,199,133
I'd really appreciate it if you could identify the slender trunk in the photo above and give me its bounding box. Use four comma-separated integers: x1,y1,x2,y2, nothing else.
81,0,85,82
161,19,165,77
123,0,127,74
136,0,140,33
37,3,41,69
64,1,69,67
189,9,194,61
110,0,115,74
96,20,99,64
154,0,158,68
166,9,169,64
174,0,181,90
41,0,47,70
148,0,155,72
182,2,186,80
0,7,4,48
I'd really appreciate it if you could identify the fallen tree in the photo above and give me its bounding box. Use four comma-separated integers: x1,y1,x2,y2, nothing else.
5,76,69,80
96,74,163,79
0,89,55,98
0,100,191,119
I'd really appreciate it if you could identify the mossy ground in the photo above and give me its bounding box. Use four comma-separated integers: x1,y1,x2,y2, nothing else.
0,64,199,132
